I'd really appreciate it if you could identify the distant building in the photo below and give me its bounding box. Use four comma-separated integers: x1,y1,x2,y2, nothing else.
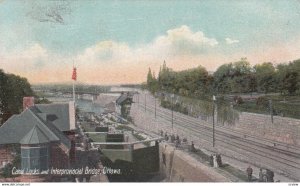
115,92,133,118
0,97,76,182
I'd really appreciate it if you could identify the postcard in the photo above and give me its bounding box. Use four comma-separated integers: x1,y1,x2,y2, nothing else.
0,0,299,184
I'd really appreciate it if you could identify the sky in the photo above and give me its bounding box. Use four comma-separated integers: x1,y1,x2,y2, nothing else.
1,0,300,85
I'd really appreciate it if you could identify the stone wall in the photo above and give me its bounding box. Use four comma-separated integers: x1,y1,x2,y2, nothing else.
232,112,300,145
159,143,229,182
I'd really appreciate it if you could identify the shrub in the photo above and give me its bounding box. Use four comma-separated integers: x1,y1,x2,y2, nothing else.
256,96,268,107
233,96,244,104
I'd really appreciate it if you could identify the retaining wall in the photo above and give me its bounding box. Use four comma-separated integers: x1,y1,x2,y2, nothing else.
159,143,229,182
232,112,300,145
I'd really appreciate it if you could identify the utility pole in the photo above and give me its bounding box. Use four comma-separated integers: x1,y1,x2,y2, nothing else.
171,94,174,129
212,95,216,147
154,94,157,119
269,99,273,123
144,93,146,112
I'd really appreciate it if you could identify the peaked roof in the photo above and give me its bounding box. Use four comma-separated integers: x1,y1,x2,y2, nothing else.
0,104,71,149
32,103,72,131
116,93,131,105
20,125,57,145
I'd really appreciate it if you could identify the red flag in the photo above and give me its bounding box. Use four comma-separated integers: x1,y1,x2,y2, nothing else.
72,67,77,80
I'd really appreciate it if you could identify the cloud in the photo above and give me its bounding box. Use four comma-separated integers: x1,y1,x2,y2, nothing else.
1,25,300,84
152,25,218,55
19,43,48,59
225,38,240,44
77,40,131,63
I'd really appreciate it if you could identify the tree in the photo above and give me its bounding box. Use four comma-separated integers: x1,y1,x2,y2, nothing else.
147,67,153,85
146,67,159,94
254,62,276,94
0,70,35,124
213,63,234,94
276,60,300,95
0,70,9,123
214,58,254,94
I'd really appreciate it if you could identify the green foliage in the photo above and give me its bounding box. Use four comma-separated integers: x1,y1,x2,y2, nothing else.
275,60,300,95
146,67,159,94
147,58,300,98
215,97,239,125
0,70,35,123
145,58,300,120
235,95,300,119
160,94,239,125
160,99,189,115
132,133,150,146
35,97,51,104
148,61,213,99
214,58,255,94
233,96,243,104
115,125,134,131
254,62,276,93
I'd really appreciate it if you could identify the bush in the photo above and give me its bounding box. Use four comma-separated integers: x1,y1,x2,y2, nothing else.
256,96,268,107
233,96,244,104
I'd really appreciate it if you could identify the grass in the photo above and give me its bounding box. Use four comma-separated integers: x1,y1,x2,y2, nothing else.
115,125,134,131
235,95,300,119
132,133,150,146
89,133,107,142
81,122,95,132
159,93,300,119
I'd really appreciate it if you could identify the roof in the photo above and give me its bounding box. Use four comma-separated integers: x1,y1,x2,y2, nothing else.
33,103,74,131
20,125,57,145
116,93,132,105
0,103,72,148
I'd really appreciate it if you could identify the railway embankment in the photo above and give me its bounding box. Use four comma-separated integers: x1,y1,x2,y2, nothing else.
129,93,300,181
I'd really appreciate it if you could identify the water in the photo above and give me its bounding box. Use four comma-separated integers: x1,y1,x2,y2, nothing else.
76,99,104,114
47,96,104,114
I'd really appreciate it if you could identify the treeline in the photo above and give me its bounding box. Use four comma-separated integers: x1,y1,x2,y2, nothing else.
146,58,300,98
0,69,47,124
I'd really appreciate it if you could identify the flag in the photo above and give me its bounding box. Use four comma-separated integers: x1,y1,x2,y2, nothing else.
72,67,77,80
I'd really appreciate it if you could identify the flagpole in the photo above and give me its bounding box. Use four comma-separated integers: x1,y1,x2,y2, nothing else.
73,79,75,102
72,62,76,102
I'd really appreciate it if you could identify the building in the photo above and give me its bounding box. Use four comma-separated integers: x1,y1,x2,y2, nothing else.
0,97,76,182
115,92,133,119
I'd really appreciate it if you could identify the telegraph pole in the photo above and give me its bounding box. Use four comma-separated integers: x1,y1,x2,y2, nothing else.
212,95,216,147
144,93,146,112
154,95,157,119
171,94,174,129
269,99,273,123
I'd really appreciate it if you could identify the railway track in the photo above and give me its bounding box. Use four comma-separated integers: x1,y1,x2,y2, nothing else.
133,95,300,180
138,98,300,151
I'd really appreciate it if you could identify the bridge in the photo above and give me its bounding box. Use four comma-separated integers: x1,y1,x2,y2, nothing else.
58,90,139,96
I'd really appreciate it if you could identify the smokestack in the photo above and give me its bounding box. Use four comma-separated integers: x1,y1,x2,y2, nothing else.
23,97,35,110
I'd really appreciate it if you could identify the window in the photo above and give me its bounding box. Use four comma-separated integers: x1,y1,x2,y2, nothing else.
21,146,49,172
